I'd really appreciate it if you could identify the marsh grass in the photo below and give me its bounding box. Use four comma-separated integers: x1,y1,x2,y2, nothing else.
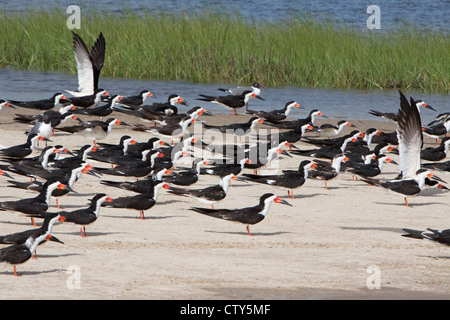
0,8,448,93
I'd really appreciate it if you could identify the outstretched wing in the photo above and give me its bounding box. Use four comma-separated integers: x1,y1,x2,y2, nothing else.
72,32,94,95
89,32,106,91
71,32,105,95
396,90,423,179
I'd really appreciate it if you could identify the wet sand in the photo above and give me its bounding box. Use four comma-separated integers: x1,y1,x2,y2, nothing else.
0,105,449,300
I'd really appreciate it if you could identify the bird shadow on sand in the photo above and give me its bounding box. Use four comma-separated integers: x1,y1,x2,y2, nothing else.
0,268,64,277
104,214,183,220
340,226,404,234
278,193,319,200
339,226,450,259
60,230,119,238
404,254,450,260
32,252,80,259
63,192,98,198
372,201,444,207
49,204,87,209
0,195,18,199
0,219,39,227
204,230,290,237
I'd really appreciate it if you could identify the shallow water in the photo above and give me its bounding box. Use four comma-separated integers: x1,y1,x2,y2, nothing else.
0,68,447,124
0,0,448,33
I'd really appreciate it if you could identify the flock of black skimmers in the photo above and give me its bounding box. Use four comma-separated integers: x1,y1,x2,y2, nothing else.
0,32,449,277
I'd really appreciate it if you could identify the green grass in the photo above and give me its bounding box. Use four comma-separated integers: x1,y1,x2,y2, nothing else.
0,8,448,93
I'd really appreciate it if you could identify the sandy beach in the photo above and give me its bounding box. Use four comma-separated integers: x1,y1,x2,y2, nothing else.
0,105,449,301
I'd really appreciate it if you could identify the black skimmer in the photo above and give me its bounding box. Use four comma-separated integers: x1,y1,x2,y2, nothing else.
102,181,168,220
344,128,381,154
240,160,316,199
139,94,188,115
256,123,314,147
307,154,349,189
147,106,210,126
425,178,449,191
126,137,167,154
420,137,450,161
190,193,291,236
218,82,263,96
133,116,195,145
200,157,250,177
193,137,257,159
361,169,445,207
13,104,76,124
198,90,263,115
94,149,164,177
8,93,67,110
0,134,50,159
3,145,66,171
315,120,356,138
369,99,436,122
422,160,450,172
371,130,399,145
217,82,264,111
66,31,105,97
66,89,110,108
347,154,397,179
57,117,129,145
168,173,236,208
291,131,362,159
246,101,302,124
422,117,450,144
94,133,137,151
73,94,123,118
396,91,423,180
427,112,450,128
7,163,96,209
153,147,192,172
302,130,363,147
59,193,112,237
49,144,97,169
119,90,154,106
0,100,14,113
100,167,171,194
0,180,70,225
267,109,326,129
359,91,446,207
163,159,209,186
95,144,165,168
6,155,93,181
0,212,64,246
244,144,291,174
0,169,13,179
88,135,136,164
202,117,263,143
402,228,450,245
0,213,63,276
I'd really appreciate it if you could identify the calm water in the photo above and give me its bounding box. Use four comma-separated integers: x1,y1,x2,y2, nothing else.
0,68,447,124
0,0,449,33
0,1,447,122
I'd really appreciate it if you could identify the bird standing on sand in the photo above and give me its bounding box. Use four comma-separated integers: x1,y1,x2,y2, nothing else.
361,91,446,207
0,213,63,276
190,193,291,236
198,90,263,115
